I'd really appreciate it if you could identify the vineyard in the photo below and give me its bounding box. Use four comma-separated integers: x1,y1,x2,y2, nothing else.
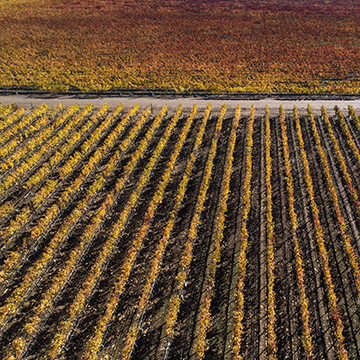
1,101,360,360
1,0,360,94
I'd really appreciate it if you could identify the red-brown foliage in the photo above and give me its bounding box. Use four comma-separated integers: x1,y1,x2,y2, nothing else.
1,0,360,93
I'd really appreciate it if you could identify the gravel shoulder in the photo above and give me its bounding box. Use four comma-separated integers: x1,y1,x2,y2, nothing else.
1,95,360,116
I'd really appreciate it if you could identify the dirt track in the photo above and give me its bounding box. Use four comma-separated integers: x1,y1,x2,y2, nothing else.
1,95,360,115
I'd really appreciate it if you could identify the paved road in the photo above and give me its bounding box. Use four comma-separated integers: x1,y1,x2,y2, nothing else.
1,95,360,116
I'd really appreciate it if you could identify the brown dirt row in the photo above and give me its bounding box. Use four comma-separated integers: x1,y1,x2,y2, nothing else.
0,109,153,353
1,104,360,359
24,110,181,359
301,112,360,357
271,114,302,359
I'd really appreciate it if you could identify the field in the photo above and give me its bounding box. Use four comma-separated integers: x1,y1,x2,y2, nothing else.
2,0,360,358
1,0,360,94
0,102,360,359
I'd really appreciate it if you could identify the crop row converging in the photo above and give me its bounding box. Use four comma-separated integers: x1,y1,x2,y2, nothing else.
0,103,360,360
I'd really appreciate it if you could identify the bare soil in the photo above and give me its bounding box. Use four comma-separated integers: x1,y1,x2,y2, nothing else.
1,102,360,359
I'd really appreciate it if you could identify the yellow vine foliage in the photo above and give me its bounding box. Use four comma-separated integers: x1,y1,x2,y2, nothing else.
1,1,360,93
